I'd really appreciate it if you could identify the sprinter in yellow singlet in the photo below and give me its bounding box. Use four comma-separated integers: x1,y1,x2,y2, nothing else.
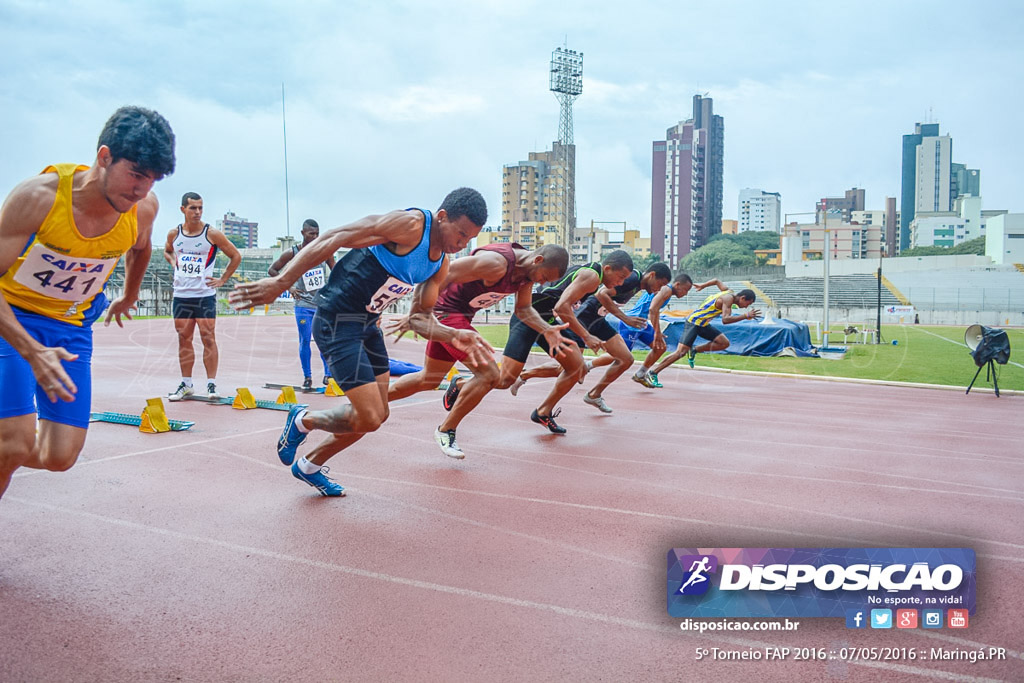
0,106,175,501
648,280,760,383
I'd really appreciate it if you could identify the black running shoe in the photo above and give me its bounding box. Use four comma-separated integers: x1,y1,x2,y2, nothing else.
442,375,462,411
302,377,313,391
530,408,566,434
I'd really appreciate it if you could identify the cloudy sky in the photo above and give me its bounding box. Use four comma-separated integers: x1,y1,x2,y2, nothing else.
2,1,1021,248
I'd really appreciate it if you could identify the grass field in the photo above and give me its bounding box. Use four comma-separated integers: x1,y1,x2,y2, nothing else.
473,323,1024,391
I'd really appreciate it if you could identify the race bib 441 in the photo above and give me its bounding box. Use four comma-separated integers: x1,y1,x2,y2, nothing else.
13,243,117,302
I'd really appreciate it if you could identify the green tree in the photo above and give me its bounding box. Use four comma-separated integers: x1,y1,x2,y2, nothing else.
708,230,780,251
899,236,985,257
679,240,755,271
226,234,248,250
632,252,664,271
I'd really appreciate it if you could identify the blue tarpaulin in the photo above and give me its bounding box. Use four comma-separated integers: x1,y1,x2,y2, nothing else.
647,316,818,357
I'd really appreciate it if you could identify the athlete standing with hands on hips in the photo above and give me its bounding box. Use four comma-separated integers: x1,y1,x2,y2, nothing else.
165,192,241,400
0,106,175,501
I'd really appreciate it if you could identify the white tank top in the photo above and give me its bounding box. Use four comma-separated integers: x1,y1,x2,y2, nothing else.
171,224,219,298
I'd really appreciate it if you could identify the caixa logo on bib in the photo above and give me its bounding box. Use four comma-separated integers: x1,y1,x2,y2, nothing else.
667,548,976,619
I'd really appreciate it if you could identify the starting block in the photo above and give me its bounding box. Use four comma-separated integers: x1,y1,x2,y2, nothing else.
90,397,195,432
276,386,298,404
263,382,326,395
232,387,258,409
438,366,465,391
222,387,301,411
325,378,345,396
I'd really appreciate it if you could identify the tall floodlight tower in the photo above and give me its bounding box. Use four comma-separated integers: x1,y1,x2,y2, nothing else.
549,47,583,247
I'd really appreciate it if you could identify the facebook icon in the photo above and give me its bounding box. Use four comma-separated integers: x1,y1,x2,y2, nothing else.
846,609,867,629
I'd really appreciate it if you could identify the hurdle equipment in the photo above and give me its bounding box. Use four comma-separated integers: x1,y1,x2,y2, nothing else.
325,378,345,396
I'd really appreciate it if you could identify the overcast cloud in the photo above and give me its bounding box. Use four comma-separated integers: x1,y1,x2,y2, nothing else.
1,0,1021,247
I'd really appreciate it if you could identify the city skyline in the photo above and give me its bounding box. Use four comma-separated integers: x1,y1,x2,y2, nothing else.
1,1,1021,249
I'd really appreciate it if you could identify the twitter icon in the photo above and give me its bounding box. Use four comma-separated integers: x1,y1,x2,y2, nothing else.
870,609,893,629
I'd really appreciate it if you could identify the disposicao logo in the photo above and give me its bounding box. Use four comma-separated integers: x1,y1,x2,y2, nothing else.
667,548,975,619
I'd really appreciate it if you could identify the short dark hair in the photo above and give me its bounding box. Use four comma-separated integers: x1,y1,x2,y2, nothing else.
440,187,487,226
602,249,634,271
736,288,757,303
302,219,319,229
98,106,176,178
181,191,201,207
645,262,671,281
673,272,693,286
535,244,569,277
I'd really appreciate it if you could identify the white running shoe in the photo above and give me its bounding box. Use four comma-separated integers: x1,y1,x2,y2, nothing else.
583,393,613,413
509,377,526,396
168,382,194,402
207,382,220,399
434,427,465,459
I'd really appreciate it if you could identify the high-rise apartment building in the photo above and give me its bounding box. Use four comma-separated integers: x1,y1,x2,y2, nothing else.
651,95,724,267
900,122,980,253
500,142,575,248
738,189,781,233
218,211,258,248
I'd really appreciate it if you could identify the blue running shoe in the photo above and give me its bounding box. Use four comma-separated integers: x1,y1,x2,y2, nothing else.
291,463,346,497
277,404,310,466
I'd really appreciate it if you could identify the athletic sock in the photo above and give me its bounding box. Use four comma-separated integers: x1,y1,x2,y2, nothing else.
296,457,320,475
182,377,193,387
294,409,311,433
634,367,647,377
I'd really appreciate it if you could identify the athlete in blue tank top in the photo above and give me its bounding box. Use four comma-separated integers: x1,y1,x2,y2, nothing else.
229,188,493,498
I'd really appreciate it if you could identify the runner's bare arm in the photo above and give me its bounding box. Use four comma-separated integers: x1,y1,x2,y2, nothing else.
162,226,177,267
647,285,673,351
718,293,750,324
442,250,507,288
267,249,294,276
105,192,158,328
553,269,604,352
230,210,424,306
595,285,646,328
403,259,494,366
0,175,79,401
206,228,241,288
694,278,728,292
513,281,572,358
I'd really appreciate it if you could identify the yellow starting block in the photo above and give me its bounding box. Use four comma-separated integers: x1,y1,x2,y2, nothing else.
438,365,461,390
232,387,258,409
139,397,171,433
276,386,298,404
325,378,345,396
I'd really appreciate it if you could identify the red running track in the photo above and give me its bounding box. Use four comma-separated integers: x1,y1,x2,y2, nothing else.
1,317,1022,682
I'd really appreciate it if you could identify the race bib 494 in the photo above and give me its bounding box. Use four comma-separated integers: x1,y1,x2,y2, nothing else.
13,243,117,302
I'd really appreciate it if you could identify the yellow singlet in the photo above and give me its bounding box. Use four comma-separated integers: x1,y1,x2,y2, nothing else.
0,164,138,326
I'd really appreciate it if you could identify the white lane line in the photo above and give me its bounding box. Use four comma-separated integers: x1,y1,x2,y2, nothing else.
384,432,1024,556
11,397,439,479
916,327,1024,370
208,445,648,569
459,427,1024,502
325,469,1024,565
458,405,1024,465
4,497,1004,682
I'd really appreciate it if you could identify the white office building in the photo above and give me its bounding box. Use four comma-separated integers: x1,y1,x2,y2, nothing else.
738,188,781,233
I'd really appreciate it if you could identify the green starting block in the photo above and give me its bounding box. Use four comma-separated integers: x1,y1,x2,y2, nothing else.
90,411,196,431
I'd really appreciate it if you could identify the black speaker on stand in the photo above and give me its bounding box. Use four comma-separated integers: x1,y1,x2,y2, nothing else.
964,324,1011,397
